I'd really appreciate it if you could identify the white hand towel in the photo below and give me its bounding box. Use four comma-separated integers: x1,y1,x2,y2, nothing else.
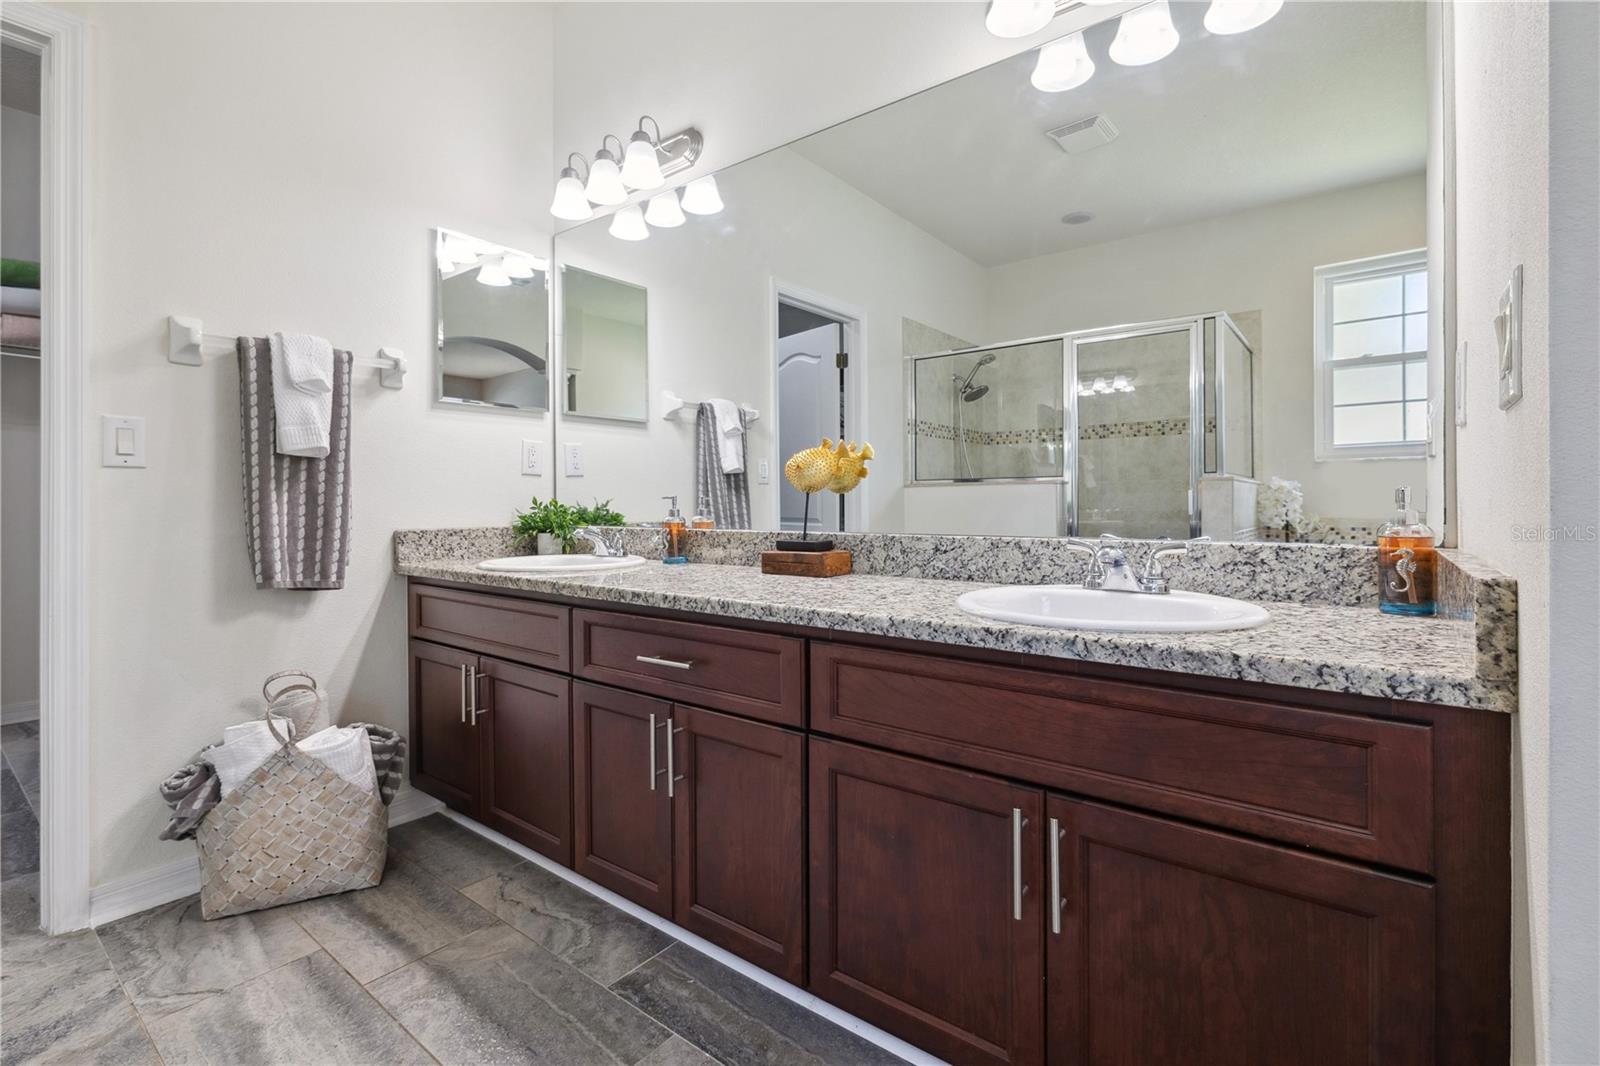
208,721,376,797
707,398,745,474
295,725,377,795
208,720,291,796
270,332,334,459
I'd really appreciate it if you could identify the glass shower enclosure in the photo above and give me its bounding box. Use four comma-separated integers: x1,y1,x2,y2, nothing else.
906,313,1254,539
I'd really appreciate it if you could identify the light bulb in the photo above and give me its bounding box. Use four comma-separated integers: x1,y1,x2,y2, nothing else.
985,0,1054,38
620,130,666,190
503,254,537,280
584,150,628,206
550,169,594,221
440,234,478,264
1203,0,1282,34
608,204,650,241
680,175,724,216
1109,0,1180,66
644,190,686,228
1112,374,1131,391
1031,32,1095,92
476,259,511,286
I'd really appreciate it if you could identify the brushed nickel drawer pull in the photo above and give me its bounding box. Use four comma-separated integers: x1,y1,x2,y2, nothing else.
1049,816,1063,935
636,654,694,671
1012,807,1028,921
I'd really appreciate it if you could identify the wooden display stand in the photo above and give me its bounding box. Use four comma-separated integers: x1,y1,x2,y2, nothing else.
760,549,853,578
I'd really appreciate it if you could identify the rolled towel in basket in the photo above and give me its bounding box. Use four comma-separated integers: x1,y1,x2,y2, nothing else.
209,721,374,797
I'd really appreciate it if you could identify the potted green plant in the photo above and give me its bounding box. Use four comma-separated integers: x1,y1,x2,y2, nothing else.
513,498,626,554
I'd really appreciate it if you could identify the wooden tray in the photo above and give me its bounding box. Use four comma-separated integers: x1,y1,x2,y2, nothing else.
760,549,853,578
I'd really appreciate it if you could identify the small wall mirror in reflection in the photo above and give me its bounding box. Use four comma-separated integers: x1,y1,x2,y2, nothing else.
435,228,550,414
560,265,648,422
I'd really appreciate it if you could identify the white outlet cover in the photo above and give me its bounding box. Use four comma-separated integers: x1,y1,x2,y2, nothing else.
1497,265,1523,410
521,439,543,477
563,443,584,477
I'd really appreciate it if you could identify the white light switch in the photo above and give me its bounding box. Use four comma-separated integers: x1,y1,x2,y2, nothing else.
1496,265,1523,410
563,442,584,478
757,459,771,484
101,415,146,468
521,439,544,477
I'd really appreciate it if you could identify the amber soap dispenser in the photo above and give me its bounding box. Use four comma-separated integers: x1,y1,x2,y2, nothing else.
1377,487,1436,616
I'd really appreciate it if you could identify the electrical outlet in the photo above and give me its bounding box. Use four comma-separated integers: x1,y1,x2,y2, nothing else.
521,439,543,477
758,459,771,484
563,442,584,477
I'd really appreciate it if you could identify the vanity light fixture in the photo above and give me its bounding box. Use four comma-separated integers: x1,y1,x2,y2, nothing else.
503,254,539,280
680,175,724,216
585,136,629,206
1109,0,1180,66
1203,0,1282,35
985,0,1054,39
476,258,512,286
550,154,595,221
644,189,687,228
621,116,668,190
440,233,479,265
1031,31,1095,92
608,204,650,241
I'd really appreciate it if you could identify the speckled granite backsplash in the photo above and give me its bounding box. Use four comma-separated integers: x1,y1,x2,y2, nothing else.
392,525,1516,692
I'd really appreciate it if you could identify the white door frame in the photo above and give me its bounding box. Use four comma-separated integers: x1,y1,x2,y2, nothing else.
768,279,867,533
4,2,90,934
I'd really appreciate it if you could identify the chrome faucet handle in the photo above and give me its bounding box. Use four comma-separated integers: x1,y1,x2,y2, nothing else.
1138,536,1211,593
574,526,619,558
1063,538,1108,588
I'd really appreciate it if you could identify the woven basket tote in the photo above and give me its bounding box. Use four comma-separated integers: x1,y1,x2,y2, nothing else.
196,703,386,920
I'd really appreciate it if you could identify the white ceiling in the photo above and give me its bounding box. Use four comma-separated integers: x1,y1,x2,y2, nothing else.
791,1,1426,267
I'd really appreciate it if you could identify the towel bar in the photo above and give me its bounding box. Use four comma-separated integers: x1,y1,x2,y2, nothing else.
660,389,759,423
167,315,406,390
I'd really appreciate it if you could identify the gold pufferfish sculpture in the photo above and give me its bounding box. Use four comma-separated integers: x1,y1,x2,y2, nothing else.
784,438,874,495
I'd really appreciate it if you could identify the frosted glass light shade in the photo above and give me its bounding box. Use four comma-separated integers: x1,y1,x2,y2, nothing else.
1109,0,1180,66
440,234,478,264
1203,0,1282,34
550,173,594,221
680,175,724,216
476,259,511,286
1031,32,1095,92
585,153,628,206
503,254,537,279
620,131,666,190
985,0,1054,38
644,190,686,228
608,204,650,241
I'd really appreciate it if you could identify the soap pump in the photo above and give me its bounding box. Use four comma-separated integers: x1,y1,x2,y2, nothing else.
1377,486,1436,616
661,495,688,564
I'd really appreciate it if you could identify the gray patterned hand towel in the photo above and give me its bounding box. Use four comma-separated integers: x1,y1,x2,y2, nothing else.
696,402,752,528
237,337,353,589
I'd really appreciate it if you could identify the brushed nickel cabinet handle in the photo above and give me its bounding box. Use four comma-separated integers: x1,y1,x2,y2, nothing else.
470,670,486,726
1049,816,1063,935
466,666,477,725
1012,808,1028,921
459,664,468,725
635,654,694,671
666,721,681,798
648,713,658,792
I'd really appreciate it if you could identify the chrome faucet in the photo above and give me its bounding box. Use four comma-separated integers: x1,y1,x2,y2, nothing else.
573,526,622,558
1064,534,1210,595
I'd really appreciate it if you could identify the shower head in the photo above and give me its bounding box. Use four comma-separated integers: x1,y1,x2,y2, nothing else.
961,384,990,402
956,352,998,393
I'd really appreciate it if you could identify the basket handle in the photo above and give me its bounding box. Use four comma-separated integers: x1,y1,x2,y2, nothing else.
262,704,297,749
263,669,318,705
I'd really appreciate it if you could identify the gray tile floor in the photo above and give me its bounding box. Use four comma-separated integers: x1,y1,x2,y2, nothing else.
0,786,907,1066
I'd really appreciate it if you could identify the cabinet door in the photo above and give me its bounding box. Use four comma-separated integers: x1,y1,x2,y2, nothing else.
671,705,805,984
479,658,572,866
408,639,480,815
1047,796,1435,1066
573,681,673,916
809,738,1044,1066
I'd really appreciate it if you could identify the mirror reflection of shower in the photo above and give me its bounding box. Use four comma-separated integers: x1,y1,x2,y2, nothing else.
953,352,996,479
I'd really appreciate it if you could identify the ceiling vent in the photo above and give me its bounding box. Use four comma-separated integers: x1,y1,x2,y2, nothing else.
1046,114,1119,155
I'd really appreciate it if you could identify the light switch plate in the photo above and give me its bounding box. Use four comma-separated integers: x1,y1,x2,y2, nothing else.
757,459,771,484
563,442,584,478
1496,265,1523,410
521,439,543,477
101,415,146,467
1454,340,1468,426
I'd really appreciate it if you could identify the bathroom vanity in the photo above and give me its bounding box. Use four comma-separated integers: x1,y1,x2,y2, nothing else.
398,536,1511,1066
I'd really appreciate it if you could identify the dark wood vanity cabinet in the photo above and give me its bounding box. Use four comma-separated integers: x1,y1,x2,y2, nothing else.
407,579,1509,1066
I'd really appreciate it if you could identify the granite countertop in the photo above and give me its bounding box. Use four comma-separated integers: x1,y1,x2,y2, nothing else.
395,555,1515,714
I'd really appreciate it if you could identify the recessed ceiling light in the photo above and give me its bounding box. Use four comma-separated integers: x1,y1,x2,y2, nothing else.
1062,211,1095,225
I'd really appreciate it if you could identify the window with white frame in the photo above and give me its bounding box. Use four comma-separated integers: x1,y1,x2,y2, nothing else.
1313,249,1429,460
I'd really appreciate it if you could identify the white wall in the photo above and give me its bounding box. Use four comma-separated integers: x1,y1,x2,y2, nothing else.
986,174,1429,524
69,1,555,887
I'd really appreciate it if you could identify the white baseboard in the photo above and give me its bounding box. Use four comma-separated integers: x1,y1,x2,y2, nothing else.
86,788,447,928
2,700,39,726
437,810,945,1066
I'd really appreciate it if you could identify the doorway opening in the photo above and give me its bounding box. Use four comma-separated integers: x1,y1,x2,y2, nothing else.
775,294,858,533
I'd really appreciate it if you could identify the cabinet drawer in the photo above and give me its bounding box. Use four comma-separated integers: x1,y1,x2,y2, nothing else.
573,609,805,727
409,583,569,671
811,642,1434,873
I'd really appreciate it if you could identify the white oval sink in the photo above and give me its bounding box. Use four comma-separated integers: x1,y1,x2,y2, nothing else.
957,584,1269,633
478,554,647,575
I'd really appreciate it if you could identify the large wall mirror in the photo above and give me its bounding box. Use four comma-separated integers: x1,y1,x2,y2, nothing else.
435,228,550,414
552,1,1444,543
560,265,648,422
